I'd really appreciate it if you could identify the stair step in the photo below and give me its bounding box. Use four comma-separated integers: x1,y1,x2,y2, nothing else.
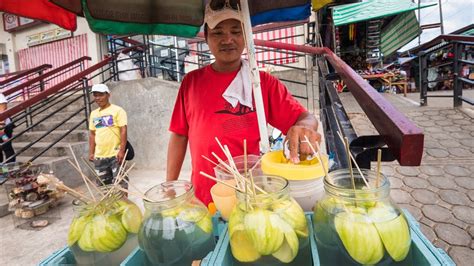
12,141,87,157
32,111,87,122
26,119,87,131
14,130,89,143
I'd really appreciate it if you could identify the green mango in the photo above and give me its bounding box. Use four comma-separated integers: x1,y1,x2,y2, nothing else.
78,221,95,252
121,204,143,234
334,208,384,265
271,215,299,263
91,214,128,253
272,198,308,238
67,215,90,246
230,223,261,262
244,209,284,255
228,206,245,237
196,213,212,234
369,205,411,262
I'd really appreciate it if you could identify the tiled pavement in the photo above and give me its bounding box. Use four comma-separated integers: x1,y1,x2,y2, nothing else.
339,90,474,266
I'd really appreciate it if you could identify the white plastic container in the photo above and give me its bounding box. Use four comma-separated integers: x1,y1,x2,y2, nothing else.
288,177,325,211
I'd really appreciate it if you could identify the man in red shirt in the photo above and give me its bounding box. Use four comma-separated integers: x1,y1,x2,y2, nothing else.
167,1,321,206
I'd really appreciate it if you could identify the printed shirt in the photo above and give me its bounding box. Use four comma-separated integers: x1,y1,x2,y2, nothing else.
169,65,306,206
89,104,127,158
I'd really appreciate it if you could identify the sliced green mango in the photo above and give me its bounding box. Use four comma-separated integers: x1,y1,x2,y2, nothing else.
67,215,89,246
271,215,299,263
91,214,128,253
121,204,143,234
334,209,384,265
244,209,284,255
196,213,212,234
272,198,308,238
369,205,411,262
230,228,261,262
78,222,95,252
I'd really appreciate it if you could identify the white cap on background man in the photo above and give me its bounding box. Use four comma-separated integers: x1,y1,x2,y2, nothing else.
91,84,110,94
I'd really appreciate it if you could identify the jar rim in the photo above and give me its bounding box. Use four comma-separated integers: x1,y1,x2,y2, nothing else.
323,168,390,200
235,174,289,204
143,180,194,206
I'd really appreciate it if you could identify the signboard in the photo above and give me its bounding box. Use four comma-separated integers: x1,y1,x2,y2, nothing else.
2,13,41,32
27,28,73,47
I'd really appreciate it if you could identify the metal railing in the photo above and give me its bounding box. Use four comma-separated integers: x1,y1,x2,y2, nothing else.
0,64,52,92
0,56,117,163
419,34,474,107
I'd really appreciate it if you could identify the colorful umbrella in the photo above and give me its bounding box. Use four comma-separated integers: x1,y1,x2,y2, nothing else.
0,0,77,31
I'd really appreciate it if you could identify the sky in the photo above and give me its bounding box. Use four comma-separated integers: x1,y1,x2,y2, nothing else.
401,0,474,51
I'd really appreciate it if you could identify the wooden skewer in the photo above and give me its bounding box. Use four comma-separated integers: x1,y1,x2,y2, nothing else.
304,135,333,184
201,155,232,174
67,160,104,196
68,145,96,202
343,136,358,207
116,186,155,202
376,149,382,188
55,182,92,203
200,171,244,193
81,157,106,186
336,131,370,188
120,177,148,200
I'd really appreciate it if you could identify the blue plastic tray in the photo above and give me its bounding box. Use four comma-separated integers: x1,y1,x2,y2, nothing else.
40,209,456,265
39,212,227,266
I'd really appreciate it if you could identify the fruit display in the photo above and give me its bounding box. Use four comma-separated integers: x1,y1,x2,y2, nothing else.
228,175,311,265
138,181,215,265
313,169,412,265
68,192,143,265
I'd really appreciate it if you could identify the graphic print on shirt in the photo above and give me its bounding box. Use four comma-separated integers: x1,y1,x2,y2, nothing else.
93,115,114,129
215,102,255,116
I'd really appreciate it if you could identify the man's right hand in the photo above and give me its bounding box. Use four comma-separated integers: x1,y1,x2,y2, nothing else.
89,153,94,162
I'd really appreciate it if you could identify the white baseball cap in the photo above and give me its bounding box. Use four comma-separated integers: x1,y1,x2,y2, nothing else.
91,84,110,94
204,1,242,29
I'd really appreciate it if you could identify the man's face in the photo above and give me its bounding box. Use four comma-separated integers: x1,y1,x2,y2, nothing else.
93,92,110,108
206,19,245,66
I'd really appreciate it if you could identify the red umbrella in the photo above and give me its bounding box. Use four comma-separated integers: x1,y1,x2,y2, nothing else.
0,0,77,31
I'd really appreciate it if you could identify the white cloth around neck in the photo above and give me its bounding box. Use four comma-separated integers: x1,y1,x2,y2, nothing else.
222,60,253,110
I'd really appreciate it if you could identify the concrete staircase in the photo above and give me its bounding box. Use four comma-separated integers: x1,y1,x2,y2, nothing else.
11,98,93,188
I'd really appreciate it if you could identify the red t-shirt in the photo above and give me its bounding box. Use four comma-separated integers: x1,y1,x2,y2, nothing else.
169,65,306,205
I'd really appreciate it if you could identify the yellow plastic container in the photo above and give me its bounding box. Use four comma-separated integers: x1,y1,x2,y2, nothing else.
261,150,329,180
210,180,237,221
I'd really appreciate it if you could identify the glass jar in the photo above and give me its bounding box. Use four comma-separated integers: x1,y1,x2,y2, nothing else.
138,181,215,266
68,189,142,265
313,169,412,265
228,175,311,265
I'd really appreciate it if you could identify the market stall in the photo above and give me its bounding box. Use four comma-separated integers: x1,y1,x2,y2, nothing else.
317,0,436,93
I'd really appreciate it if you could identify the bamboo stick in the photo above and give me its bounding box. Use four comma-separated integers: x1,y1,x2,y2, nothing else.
336,131,370,188
81,157,106,186
304,135,333,184
68,145,96,202
200,171,244,193
376,149,382,188
67,159,104,197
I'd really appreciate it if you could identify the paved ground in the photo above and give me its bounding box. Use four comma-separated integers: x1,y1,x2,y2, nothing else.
339,89,474,266
0,90,472,265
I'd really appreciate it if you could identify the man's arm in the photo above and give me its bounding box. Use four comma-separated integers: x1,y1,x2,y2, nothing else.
166,133,188,181
286,111,321,164
89,130,96,161
117,125,127,163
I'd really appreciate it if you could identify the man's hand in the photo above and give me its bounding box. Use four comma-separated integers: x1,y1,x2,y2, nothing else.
117,150,125,164
286,125,321,164
89,153,95,162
